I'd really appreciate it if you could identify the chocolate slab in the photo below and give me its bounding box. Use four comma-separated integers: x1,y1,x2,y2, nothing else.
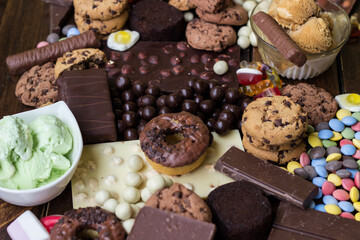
214,146,318,208
43,0,73,6
57,69,117,144
49,3,74,34
103,41,240,92
268,202,360,239
127,207,216,240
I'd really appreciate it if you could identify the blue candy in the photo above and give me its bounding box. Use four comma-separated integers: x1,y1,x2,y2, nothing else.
341,144,356,156
314,188,323,199
314,204,326,212
329,119,345,132
313,177,327,187
355,131,360,140
314,166,328,178
67,27,80,37
318,129,334,140
346,168,359,179
311,158,327,167
323,195,338,205
338,201,355,212
309,201,316,209
342,116,357,126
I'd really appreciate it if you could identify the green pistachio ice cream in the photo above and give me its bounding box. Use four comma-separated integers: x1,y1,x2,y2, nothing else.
0,115,72,190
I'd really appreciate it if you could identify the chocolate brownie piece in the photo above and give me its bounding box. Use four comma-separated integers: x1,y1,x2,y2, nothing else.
129,0,186,41
206,181,273,240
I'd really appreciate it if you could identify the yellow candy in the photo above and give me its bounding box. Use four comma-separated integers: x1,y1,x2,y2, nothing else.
336,108,351,120
329,131,342,141
308,135,323,148
328,173,342,187
347,93,360,105
326,153,342,162
309,132,319,137
353,139,360,149
279,167,288,171
287,161,302,173
351,187,360,203
354,202,360,212
355,212,360,221
324,204,341,215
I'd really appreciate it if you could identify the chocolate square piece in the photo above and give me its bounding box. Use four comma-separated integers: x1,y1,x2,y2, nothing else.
127,207,216,240
104,41,240,92
57,69,117,144
50,3,74,34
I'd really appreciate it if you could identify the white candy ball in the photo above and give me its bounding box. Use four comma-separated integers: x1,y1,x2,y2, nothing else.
115,202,132,220
247,20,252,30
122,218,135,234
95,189,111,205
124,171,143,187
102,198,118,213
184,12,194,22
128,155,144,171
237,36,251,49
249,32,258,47
123,187,141,203
141,187,152,202
238,26,251,37
213,60,229,75
243,0,257,12
131,204,141,218
146,175,166,193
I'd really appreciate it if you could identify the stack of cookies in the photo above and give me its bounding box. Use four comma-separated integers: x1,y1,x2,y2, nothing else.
241,96,308,164
74,0,129,35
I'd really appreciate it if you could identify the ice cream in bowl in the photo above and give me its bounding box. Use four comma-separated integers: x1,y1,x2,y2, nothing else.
250,0,351,80
0,101,83,206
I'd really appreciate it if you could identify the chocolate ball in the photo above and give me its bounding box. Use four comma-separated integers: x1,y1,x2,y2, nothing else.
117,120,126,133
208,79,219,89
212,108,222,120
116,75,131,91
124,128,138,140
218,109,234,125
145,86,161,98
179,87,194,99
215,120,229,134
194,95,203,104
132,81,147,96
137,107,144,119
158,106,172,115
223,104,242,119
186,78,196,89
123,101,137,112
206,118,216,132
108,69,121,81
138,120,148,135
199,100,215,115
240,97,253,111
122,111,137,127
142,106,157,120
166,93,182,108
156,95,167,108
210,86,225,101
225,88,240,104
194,79,209,95
121,90,136,102
139,94,156,107
182,99,198,114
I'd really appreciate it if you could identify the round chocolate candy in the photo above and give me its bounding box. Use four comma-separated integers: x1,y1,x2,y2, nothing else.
166,93,182,108
186,78,196,89
156,95,167,108
117,120,127,133
240,97,252,111
199,100,215,115
123,102,138,112
218,110,234,125
115,109,123,118
142,106,157,121
223,104,241,120
178,87,194,99
206,118,216,132
116,75,131,91
225,88,240,104
182,99,198,114
122,111,137,127
121,90,136,102
215,120,229,134
210,86,225,102
145,86,161,97
138,95,156,107
194,95,203,104
193,79,209,95
208,79,219,89
158,106,172,115
132,81,147,96
108,69,122,80
124,128,139,140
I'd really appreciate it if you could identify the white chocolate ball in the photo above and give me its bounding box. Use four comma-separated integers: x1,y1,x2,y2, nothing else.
102,198,118,213
123,187,141,203
131,204,141,218
184,12,194,22
127,155,144,171
115,202,132,220
243,0,257,12
95,189,111,205
237,36,250,49
238,26,251,37
122,218,135,234
249,32,258,47
124,172,143,187
146,175,166,193
141,187,152,202
213,61,229,75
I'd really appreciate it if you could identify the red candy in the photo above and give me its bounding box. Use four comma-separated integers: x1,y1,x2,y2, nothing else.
340,212,355,219
333,189,350,201
322,181,336,195
340,139,353,147
342,178,355,191
40,215,62,233
299,152,311,167
236,68,262,85
355,172,360,189
351,122,360,131
253,87,281,100
352,149,360,159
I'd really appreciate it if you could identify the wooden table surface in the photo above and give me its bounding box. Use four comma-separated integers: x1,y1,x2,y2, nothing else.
0,0,359,239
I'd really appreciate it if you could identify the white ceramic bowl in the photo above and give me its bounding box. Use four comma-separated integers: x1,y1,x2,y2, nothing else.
0,101,83,206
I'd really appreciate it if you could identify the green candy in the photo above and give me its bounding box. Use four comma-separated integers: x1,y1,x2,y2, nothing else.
341,127,355,139
352,112,360,122
307,125,315,134
322,139,337,148
357,159,360,168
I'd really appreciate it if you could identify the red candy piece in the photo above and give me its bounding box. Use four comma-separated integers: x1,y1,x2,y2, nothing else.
351,122,360,132
340,212,355,220
333,189,350,201
40,215,62,233
236,68,263,86
322,181,336,195
342,178,355,191
299,152,310,167
355,172,360,189
253,87,281,100
353,149,360,159
340,139,353,147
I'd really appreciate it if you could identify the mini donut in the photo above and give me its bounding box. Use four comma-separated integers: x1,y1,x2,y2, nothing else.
50,207,126,240
139,111,210,175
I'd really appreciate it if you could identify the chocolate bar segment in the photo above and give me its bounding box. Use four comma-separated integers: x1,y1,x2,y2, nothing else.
103,41,240,92
57,69,117,144
49,3,74,34
127,207,216,240
214,146,318,208
252,11,307,67
268,201,360,239
6,31,100,75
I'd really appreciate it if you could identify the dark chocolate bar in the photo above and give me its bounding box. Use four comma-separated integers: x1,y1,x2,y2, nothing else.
268,201,360,239
252,11,307,67
214,146,318,208
6,31,100,75
57,69,117,144
50,3,74,34
103,41,240,92
43,0,73,6
127,207,216,240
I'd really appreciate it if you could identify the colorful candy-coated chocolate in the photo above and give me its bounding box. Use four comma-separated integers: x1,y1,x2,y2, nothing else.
355,172,360,188
325,204,342,215
322,181,336,195
329,131,342,141
323,195,338,205
46,33,60,44
336,109,351,121
67,27,80,37
350,186,360,202
353,112,360,122
355,131,360,140
314,188,323,199
40,215,62,233
352,122,360,131
318,129,334,140
341,127,355,139
299,152,310,167
340,212,355,219
355,212,360,221
309,147,325,159
62,24,76,35
354,202,360,212
311,158,326,167
313,177,327,188
287,161,302,173
353,138,360,149
329,119,345,132
341,144,357,155
342,178,355,191
338,201,355,212
36,41,49,48
340,139,353,147
353,149,360,159
333,189,350,201
314,165,328,178
347,168,359,179
236,68,262,85
314,204,326,212
322,140,337,148
328,173,342,187
342,116,357,126
308,135,323,148
253,87,281,100
326,153,342,162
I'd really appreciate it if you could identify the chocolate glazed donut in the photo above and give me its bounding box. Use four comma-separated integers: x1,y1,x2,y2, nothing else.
140,111,210,172
50,207,126,240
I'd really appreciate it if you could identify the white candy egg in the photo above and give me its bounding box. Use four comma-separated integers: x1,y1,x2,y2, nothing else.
335,94,360,112
107,30,140,51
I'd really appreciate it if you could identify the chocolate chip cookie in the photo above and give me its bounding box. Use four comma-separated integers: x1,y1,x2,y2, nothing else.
243,136,306,164
169,0,196,11
73,0,128,20
145,183,212,222
281,83,338,126
241,96,308,146
75,11,128,35
189,0,227,13
196,1,248,26
186,18,237,52
15,62,58,108
54,48,106,78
